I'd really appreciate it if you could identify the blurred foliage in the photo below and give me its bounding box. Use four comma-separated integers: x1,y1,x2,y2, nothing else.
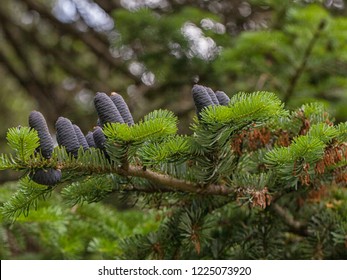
0,0,347,259
0,181,160,259
215,3,347,117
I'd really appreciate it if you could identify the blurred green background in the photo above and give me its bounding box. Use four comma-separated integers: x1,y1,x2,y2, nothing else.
0,0,346,259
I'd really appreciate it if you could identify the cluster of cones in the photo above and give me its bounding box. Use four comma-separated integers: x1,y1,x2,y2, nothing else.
27,85,230,185
191,85,230,118
28,92,134,185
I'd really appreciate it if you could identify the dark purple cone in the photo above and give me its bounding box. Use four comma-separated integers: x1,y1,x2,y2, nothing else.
205,87,219,105
85,131,96,148
192,84,214,118
110,92,134,126
73,124,89,151
93,126,106,151
55,117,80,157
94,92,124,126
28,111,54,159
215,91,230,106
30,168,62,186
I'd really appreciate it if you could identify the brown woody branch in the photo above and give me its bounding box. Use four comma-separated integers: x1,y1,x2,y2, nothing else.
60,161,236,196
122,165,234,195
271,203,308,236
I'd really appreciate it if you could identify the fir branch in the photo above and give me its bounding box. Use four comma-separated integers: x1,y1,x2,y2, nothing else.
104,109,178,144
189,92,287,183
0,153,18,171
264,135,327,170
118,165,235,196
1,178,53,222
6,127,40,163
307,123,339,144
200,91,286,127
61,175,116,205
51,147,235,196
336,122,347,142
138,135,190,165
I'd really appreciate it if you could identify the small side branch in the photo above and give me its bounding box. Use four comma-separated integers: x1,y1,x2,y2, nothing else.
283,20,326,103
271,203,308,236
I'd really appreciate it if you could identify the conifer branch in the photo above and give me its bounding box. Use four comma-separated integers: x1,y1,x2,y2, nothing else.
53,147,235,196
118,165,235,196
58,159,235,196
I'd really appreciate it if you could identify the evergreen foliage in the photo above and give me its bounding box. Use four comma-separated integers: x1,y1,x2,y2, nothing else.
0,86,346,259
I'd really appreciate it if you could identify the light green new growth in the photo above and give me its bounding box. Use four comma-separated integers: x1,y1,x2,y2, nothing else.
104,109,177,143
6,127,39,163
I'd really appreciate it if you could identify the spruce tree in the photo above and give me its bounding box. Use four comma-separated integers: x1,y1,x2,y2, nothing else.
0,85,346,259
